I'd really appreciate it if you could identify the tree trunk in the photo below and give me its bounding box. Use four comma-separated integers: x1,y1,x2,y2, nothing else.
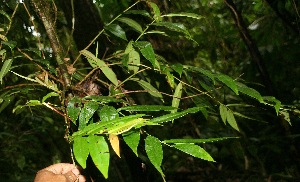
224,0,275,96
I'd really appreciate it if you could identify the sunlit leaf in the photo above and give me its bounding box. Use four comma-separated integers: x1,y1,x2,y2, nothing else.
216,74,238,95
145,135,164,176
162,13,203,19
104,23,127,41
171,82,182,113
134,41,160,70
118,17,143,33
174,144,215,162
130,78,163,99
148,2,162,22
0,34,8,41
153,22,190,37
219,104,228,125
118,105,176,112
88,135,110,179
125,41,140,73
99,105,118,123
0,58,13,84
149,107,201,124
263,96,281,115
236,82,263,103
163,137,238,144
123,131,140,156
78,101,99,129
124,10,151,17
81,50,118,86
226,109,239,131
109,134,120,158
73,136,89,169
42,92,59,103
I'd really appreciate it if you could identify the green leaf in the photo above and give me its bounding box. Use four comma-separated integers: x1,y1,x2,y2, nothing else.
84,95,122,103
73,137,89,169
71,114,146,138
117,17,143,33
107,117,148,135
123,131,140,156
163,137,238,144
171,63,183,76
148,2,162,22
88,135,110,179
219,104,228,125
125,41,140,73
134,41,160,70
153,22,190,37
184,66,215,83
162,13,203,19
149,107,201,124
0,34,8,42
2,41,17,50
104,23,127,41
216,74,238,95
0,58,13,84
42,92,59,103
67,97,82,124
226,109,239,131
99,105,118,123
174,144,214,162
263,96,281,115
118,105,176,112
145,135,164,176
78,101,99,129
171,82,183,113
236,82,263,102
130,78,163,99
0,10,11,21
124,10,151,18
81,50,118,86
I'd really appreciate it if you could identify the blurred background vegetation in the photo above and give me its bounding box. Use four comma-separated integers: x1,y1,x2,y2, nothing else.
0,0,299,181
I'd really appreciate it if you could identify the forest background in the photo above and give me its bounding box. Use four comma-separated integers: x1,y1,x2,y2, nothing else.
0,0,299,181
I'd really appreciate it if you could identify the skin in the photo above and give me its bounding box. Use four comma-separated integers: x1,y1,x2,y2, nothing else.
34,163,86,182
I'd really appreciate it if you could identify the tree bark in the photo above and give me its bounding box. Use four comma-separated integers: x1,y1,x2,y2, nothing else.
224,0,275,96
31,0,71,88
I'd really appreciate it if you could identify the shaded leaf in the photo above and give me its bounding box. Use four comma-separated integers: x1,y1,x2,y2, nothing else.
171,63,183,76
153,22,190,37
84,95,123,103
67,97,82,124
89,135,110,179
104,23,127,41
2,41,17,50
145,135,164,176
174,144,214,162
118,17,143,33
73,137,89,169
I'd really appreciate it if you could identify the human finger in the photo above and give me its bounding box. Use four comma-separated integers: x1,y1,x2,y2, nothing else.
64,170,78,182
